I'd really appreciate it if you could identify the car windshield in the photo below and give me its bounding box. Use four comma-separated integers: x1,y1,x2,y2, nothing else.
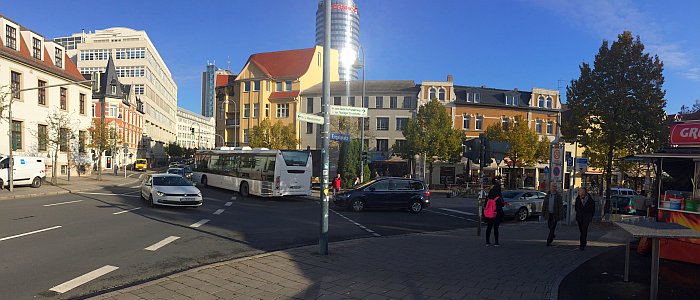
281,151,309,166
501,191,521,199
354,179,377,190
153,176,191,186
167,169,183,174
136,159,146,164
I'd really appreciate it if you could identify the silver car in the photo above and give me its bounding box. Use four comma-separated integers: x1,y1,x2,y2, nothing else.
141,174,203,207
501,190,546,221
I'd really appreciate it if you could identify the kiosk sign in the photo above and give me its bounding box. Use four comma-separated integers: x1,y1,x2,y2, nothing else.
670,123,700,146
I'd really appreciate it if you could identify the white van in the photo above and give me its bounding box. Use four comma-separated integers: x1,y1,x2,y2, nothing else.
0,155,47,188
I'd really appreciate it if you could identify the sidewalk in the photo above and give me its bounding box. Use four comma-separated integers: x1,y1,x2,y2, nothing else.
91,222,627,300
0,172,143,201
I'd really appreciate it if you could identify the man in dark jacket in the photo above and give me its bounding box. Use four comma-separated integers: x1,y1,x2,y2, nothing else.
543,182,564,246
575,187,596,250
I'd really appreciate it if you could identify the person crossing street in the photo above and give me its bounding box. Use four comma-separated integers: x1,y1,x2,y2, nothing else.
543,182,564,246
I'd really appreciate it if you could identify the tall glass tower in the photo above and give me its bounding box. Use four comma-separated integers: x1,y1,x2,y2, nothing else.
315,0,360,81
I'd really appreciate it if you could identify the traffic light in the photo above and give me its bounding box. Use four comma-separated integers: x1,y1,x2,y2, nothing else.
488,141,512,165
361,151,368,161
190,127,195,136
462,138,480,163
91,72,101,93
481,138,494,167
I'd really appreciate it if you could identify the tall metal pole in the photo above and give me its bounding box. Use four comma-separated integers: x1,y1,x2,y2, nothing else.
319,0,331,255
99,95,105,181
477,133,485,236
359,46,366,182
8,97,14,191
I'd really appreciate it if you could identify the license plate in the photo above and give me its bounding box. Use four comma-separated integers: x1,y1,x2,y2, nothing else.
180,197,195,201
290,185,301,189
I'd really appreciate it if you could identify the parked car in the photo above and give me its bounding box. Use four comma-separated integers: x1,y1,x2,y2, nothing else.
134,159,148,171
169,162,184,168
0,155,46,189
333,177,430,213
140,174,202,207
166,167,193,181
479,190,547,221
609,195,637,215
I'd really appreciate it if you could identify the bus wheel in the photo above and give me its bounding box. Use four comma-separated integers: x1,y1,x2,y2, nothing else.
201,175,208,187
240,181,250,197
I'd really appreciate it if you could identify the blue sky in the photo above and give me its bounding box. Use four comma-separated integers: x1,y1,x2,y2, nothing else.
4,0,699,114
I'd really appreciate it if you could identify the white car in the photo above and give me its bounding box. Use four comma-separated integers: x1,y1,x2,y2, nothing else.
0,156,46,189
141,174,203,207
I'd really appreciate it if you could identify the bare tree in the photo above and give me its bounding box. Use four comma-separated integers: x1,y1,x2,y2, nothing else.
45,109,79,184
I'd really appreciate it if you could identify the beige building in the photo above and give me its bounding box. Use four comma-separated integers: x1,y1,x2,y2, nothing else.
177,107,216,150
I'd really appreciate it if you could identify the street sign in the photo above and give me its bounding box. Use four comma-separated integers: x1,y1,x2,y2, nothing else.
551,165,562,182
329,132,351,142
552,148,562,161
296,112,324,125
566,156,573,167
576,157,589,172
330,105,368,117
544,166,549,174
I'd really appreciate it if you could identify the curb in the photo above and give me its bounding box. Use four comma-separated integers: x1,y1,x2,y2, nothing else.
0,179,142,201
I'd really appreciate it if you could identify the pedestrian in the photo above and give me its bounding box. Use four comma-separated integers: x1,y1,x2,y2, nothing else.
484,179,504,246
353,176,360,186
374,171,380,179
575,187,596,250
332,173,342,197
543,182,564,246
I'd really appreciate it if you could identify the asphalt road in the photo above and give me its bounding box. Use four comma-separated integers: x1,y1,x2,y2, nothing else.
0,186,497,299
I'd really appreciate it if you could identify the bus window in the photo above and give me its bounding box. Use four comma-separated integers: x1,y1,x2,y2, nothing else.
196,154,209,171
239,154,255,179
281,151,309,167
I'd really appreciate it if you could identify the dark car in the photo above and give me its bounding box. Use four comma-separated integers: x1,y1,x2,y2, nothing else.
333,177,430,213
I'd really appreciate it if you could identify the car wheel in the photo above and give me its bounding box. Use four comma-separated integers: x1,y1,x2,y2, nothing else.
240,181,249,197
351,199,364,212
140,191,145,201
409,201,423,214
149,194,156,207
0,179,4,190
31,176,42,188
516,207,529,221
201,175,208,187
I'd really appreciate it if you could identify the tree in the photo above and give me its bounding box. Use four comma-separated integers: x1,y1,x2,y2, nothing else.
563,31,667,199
484,116,550,188
164,142,184,158
401,99,463,185
88,120,122,180
45,110,79,184
248,119,299,149
337,139,363,188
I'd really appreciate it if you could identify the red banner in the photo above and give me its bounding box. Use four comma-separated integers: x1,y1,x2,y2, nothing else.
670,123,700,145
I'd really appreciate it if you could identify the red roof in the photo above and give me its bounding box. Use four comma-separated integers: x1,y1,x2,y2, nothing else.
247,47,315,79
269,91,300,100
215,74,235,87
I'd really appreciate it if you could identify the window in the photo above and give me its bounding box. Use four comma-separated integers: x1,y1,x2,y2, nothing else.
32,37,41,59
266,81,270,91
376,139,389,152
109,105,117,117
243,129,249,143
429,88,436,100
11,120,22,150
438,88,446,101
363,96,369,108
403,96,413,109
538,96,545,108
265,104,270,117
59,128,69,152
474,93,480,103
11,71,20,99
334,96,341,105
306,97,314,113
536,120,543,133
276,81,282,91
92,104,96,117
243,104,250,118
396,118,408,131
55,48,63,68
80,49,110,61
502,116,510,130
244,81,250,92
253,104,259,118
6,25,16,50
546,97,553,109
60,87,67,110
358,117,369,130
376,117,389,130
390,96,398,108
276,103,289,118
115,66,145,77
253,80,260,91
394,140,407,152
134,84,144,95
546,121,553,134
38,124,47,151
285,81,292,91
476,115,483,130
349,96,356,107
463,114,471,129
38,80,47,105
115,48,145,59
375,96,384,108
79,93,86,115
306,123,313,134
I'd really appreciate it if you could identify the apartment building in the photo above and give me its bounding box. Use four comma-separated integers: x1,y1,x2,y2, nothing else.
214,71,236,147
177,107,215,150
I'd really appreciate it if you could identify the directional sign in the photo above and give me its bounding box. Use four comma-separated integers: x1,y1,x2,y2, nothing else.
297,112,324,125
576,157,589,172
330,105,368,117
329,132,351,142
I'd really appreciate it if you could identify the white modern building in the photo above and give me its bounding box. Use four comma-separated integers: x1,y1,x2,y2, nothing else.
176,107,216,150
55,27,178,147
1,15,93,177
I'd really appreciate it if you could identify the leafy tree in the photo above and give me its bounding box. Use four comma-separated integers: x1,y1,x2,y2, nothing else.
88,120,122,180
248,119,299,149
401,99,463,185
337,139,363,188
484,115,550,188
45,110,79,184
164,142,184,158
563,31,667,199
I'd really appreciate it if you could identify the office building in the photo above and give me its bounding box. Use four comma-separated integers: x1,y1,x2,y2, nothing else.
315,0,360,81
201,63,216,117
177,107,216,150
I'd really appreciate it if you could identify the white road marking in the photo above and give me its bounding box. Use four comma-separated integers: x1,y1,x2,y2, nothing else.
213,209,224,215
230,196,237,200
130,185,141,189
43,200,83,207
0,226,62,242
330,209,381,237
439,208,476,216
224,202,233,207
144,236,180,251
121,191,140,195
427,209,478,222
49,265,119,293
190,219,210,228
76,192,140,198
112,207,141,215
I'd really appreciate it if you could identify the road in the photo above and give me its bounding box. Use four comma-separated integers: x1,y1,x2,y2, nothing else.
0,186,520,299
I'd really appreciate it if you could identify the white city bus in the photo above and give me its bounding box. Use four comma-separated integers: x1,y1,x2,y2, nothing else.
192,147,312,197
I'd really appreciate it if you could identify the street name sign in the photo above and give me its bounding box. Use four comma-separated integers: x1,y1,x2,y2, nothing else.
576,157,589,172
296,112,324,125
330,132,351,142
330,105,368,117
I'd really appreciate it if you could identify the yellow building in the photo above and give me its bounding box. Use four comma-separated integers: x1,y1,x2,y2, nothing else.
226,46,339,147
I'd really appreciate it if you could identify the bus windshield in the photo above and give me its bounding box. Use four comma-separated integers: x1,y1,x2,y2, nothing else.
281,151,309,167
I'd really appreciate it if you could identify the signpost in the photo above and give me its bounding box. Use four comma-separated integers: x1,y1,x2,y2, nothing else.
576,157,589,172
330,105,368,117
329,132,350,142
297,112,324,125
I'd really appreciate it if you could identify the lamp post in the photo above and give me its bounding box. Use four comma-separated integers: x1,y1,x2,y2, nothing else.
352,46,366,182
190,121,202,150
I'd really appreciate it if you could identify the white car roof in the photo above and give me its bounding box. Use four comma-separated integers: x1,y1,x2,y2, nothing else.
152,173,182,177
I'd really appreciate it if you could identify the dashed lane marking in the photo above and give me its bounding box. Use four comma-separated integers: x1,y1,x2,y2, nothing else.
112,207,141,215
49,265,119,293
230,196,237,201
439,208,476,216
190,219,210,228
427,209,479,222
75,192,140,198
330,209,381,237
0,226,62,242
224,202,233,207
43,200,83,207
144,236,180,251
213,209,224,215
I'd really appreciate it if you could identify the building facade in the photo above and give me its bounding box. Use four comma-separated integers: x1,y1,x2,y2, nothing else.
0,14,93,176
177,107,216,150
54,27,178,147
201,63,216,118
215,71,236,147
315,0,360,81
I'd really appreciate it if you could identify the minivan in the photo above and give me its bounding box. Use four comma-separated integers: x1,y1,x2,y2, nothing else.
333,177,431,213
0,156,47,188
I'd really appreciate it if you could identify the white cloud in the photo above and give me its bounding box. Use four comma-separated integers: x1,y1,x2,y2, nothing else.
683,68,700,81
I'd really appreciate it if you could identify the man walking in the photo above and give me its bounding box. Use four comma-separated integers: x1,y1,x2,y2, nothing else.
543,182,564,246
575,187,596,250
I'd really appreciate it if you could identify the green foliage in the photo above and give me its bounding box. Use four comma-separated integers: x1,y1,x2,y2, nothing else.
338,139,363,188
248,119,299,149
484,115,550,168
164,142,184,158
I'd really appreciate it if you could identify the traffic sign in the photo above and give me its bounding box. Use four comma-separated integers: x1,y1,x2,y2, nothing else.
297,112,324,125
329,132,350,142
551,165,562,182
330,105,368,117
576,157,589,172
553,148,562,160
566,156,573,167
544,166,549,174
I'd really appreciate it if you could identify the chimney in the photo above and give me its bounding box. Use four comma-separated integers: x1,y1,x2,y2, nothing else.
447,74,453,82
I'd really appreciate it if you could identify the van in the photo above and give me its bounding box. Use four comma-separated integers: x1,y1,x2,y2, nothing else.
135,158,148,171
0,156,47,188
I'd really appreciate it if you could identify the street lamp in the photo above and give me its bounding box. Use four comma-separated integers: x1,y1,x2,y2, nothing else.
351,46,366,182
